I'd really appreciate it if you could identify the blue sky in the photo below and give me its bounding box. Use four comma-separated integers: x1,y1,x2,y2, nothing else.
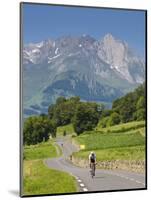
22,3,146,57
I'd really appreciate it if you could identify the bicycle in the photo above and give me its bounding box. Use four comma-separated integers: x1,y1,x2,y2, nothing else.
90,162,96,178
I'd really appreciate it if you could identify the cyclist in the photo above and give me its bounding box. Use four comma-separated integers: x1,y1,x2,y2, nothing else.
89,151,96,176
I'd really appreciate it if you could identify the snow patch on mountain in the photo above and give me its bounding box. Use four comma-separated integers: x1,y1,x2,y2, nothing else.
48,54,61,63
23,33,145,84
32,49,40,53
36,41,44,48
55,48,59,55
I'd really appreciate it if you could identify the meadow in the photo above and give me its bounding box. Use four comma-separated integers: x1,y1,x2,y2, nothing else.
73,121,145,162
23,160,77,195
57,124,75,137
23,141,60,160
23,140,77,195
96,120,145,133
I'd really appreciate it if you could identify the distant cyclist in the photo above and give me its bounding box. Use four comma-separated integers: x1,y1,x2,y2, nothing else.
89,151,96,176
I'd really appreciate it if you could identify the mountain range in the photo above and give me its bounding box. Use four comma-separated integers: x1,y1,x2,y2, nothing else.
23,33,145,117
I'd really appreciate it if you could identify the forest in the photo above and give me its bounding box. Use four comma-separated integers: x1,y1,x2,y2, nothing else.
23,83,146,145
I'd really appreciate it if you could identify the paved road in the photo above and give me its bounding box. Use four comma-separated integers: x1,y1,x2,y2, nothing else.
45,137,146,192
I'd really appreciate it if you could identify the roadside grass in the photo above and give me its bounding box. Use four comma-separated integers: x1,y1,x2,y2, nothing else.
23,160,77,195
73,146,145,161
57,124,76,137
23,140,77,195
23,140,60,160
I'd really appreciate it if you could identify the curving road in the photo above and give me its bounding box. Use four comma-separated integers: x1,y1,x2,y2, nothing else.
45,137,146,192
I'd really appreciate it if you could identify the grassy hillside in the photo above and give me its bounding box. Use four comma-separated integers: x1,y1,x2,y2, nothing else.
96,120,145,133
73,146,145,161
75,131,145,150
23,140,77,195
57,124,75,137
73,121,145,161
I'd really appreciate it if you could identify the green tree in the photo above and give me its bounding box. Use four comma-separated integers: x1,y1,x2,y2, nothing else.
56,97,66,105
101,109,112,118
63,130,67,136
108,112,121,126
135,108,145,121
133,96,145,121
112,83,145,123
136,96,145,110
48,104,55,119
72,102,100,135
23,116,56,145
48,96,81,126
69,96,80,103
99,116,110,128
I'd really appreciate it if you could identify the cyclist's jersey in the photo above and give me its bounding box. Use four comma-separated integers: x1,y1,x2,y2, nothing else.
89,153,96,163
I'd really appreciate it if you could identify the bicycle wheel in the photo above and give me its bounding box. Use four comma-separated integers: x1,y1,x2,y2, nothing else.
91,163,95,178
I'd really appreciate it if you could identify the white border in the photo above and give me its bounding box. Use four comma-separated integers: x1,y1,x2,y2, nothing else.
0,0,150,200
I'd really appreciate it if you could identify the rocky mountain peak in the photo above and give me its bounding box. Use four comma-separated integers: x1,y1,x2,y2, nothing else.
96,33,144,83
23,34,144,83
23,34,145,117
102,33,115,42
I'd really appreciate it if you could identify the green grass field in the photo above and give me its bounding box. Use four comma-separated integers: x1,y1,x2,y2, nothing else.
75,131,145,150
23,140,77,195
73,121,146,161
23,160,77,195
23,141,60,160
57,124,75,137
73,146,145,161
96,120,145,133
